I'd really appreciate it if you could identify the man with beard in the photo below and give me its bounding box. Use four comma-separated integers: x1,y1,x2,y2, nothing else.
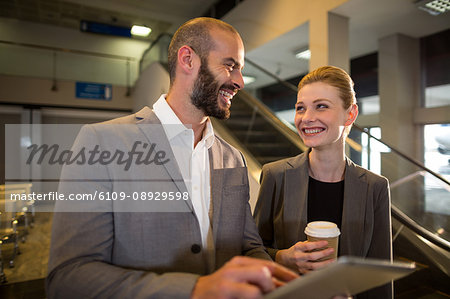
47,17,297,299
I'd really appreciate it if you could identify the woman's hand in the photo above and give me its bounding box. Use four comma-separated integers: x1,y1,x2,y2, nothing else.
275,241,335,274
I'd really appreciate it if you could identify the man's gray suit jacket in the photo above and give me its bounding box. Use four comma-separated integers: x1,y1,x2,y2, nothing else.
46,107,270,298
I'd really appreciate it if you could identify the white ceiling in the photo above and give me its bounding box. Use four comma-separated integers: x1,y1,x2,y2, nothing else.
333,0,450,58
244,0,450,88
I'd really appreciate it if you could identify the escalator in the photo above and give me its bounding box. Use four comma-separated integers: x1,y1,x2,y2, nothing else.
225,90,305,165
140,34,450,298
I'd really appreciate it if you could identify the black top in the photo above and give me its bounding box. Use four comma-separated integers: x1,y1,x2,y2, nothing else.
307,176,345,229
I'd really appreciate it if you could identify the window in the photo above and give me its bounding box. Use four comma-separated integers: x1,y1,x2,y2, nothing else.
423,124,450,215
360,127,390,175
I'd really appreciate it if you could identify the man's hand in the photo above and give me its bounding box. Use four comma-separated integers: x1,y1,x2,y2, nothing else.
191,256,298,299
275,240,335,274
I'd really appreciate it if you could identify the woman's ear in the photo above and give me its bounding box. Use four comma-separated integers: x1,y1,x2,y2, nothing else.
345,104,359,126
177,45,198,74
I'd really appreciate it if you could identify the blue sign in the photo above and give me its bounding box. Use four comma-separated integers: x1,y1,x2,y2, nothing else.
76,82,112,101
80,20,132,38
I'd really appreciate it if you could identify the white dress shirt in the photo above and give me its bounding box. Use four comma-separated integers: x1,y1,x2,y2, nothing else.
153,94,215,266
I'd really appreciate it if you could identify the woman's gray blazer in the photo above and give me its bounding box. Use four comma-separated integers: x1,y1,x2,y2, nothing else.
254,151,393,299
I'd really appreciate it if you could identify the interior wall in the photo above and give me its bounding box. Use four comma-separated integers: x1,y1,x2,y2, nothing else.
0,17,150,86
0,17,149,59
0,18,150,110
0,74,133,111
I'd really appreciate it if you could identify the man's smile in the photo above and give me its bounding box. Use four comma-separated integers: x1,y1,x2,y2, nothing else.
219,89,235,106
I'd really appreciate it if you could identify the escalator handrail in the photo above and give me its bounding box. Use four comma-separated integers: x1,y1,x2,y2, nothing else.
392,204,450,251
353,124,449,186
237,90,308,152
139,33,173,73
244,57,302,92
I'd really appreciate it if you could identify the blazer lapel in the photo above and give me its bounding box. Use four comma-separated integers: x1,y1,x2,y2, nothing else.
340,158,368,256
284,153,310,245
135,107,194,212
209,139,223,244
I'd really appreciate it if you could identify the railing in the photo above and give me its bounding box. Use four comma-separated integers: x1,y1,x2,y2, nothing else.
139,33,172,73
241,57,450,251
140,34,450,251
0,40,137,87
236,91,308,153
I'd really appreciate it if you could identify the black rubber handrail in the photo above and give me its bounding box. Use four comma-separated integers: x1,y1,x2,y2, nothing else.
353,124,449,186
237,90,308,152
391,205,450,251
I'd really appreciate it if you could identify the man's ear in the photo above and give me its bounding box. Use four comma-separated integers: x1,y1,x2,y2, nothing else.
345,104,359,126
177,45,198,74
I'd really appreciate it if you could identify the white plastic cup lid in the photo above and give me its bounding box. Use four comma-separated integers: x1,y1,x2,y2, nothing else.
304,221,341,238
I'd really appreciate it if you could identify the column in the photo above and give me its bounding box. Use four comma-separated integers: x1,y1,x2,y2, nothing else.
379,34,421,159
378,34,422,216
309,12,349,72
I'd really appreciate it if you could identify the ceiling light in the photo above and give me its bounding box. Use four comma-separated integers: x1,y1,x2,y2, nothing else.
416,0,450,15
131,25,152,37
243,75,256,85
295,49,311,60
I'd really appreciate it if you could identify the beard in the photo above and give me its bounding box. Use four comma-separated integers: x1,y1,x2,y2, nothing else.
190,60,232,120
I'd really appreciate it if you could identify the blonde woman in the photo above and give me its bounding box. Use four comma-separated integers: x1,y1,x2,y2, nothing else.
254,66,392,299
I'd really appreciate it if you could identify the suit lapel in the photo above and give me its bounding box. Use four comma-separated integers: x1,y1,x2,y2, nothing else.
284,153,309,245
340,158,367,256
209,139,223,243
134,107,194,212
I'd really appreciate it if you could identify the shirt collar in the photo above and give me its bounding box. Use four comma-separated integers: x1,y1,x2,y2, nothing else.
202,117,215,150
153,94,215,149
153,94,188,140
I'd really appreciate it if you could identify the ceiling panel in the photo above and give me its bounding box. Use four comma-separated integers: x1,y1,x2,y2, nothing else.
0,0,218,39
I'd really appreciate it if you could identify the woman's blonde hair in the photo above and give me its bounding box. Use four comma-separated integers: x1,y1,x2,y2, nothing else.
298,65,356,109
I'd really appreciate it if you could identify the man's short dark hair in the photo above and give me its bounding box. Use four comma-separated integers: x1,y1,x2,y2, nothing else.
167,17,239,86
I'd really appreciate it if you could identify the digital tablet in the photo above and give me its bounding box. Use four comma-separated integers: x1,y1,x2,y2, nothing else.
265,256,416,299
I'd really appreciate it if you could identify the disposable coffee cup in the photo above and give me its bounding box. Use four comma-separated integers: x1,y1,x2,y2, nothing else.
304,221,340,261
